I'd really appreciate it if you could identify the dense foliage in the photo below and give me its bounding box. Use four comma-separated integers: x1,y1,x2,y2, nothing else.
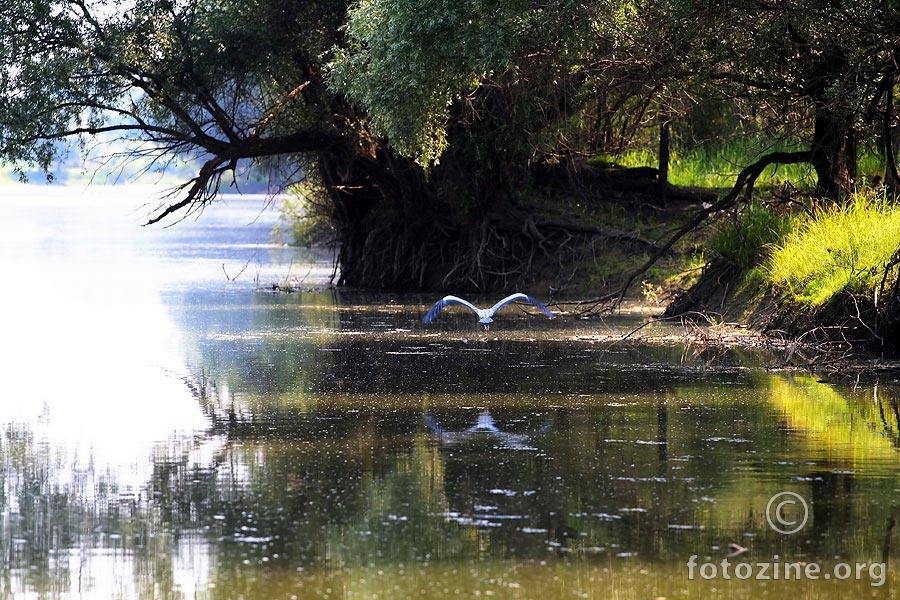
0,0,349,219
1,0,900,298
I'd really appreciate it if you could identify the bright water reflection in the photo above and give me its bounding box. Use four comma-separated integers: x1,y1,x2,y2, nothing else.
2,186,900,599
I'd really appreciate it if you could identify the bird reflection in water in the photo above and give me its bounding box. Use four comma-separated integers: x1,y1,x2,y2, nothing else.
424,409,552,450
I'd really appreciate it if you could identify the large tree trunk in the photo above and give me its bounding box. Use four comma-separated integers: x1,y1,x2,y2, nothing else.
883,76,900,192
316,137,618,292
315,73,652,292
886,122,900,192
317,152,381,287
317,83,542,291
810,107,857,200
317,146,440,288
658,104,672,190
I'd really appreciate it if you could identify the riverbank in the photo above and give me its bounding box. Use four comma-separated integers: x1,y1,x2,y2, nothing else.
490,176,900,364
657,195,900,360
544,298,895,378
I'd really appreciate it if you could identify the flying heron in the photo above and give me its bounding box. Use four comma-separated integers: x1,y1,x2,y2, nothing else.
422,293,554,329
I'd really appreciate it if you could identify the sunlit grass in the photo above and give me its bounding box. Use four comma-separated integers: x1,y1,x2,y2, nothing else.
766,192,900,307
613,139,899,317
613,140,882,189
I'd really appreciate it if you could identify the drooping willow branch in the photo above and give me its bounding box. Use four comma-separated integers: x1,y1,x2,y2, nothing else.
142,128,348,225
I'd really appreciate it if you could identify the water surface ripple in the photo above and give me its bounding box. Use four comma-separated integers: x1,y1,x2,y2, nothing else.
2,187,899,598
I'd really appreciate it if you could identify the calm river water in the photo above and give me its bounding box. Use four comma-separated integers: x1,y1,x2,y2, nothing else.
2,186,900,599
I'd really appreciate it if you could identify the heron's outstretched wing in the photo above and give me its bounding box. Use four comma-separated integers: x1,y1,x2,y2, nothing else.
488,293,555,319
422,295,482,323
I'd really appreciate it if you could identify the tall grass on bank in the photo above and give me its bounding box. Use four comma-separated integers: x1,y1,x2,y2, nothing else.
613,142,816,188
766,193,900,307
669,145,817,188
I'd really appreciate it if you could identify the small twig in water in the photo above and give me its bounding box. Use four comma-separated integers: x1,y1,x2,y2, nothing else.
222,254,256,282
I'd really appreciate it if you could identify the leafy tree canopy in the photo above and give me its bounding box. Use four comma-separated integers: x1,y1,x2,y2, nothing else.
330,0,520,165
0,0,347,221
329,0,687,166
2,0,900,292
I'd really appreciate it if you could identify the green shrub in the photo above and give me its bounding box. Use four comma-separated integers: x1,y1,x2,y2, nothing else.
709,201,794,270
766,192,900,307
276,177,335,247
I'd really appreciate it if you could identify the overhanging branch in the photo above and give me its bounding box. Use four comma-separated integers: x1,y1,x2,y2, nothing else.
142,127,348,225
144,155,234,225
577,149,814,312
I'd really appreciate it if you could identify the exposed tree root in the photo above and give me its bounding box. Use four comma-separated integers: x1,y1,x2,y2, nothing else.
329,161,711,294
336,205,645,293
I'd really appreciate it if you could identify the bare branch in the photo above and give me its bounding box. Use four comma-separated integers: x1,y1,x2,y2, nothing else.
577,150,814,312
252,82,311,137
144,155,234,225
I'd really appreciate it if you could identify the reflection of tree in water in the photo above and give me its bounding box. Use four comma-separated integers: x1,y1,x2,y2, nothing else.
0,424,189,598
7,363,900,596
149,379,900,572
425,406,665,557
308,338,762,396
809,470,854,552
873,385,900,448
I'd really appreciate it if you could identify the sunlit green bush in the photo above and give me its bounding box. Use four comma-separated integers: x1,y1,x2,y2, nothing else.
766,192,900,307
276,178,335,247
